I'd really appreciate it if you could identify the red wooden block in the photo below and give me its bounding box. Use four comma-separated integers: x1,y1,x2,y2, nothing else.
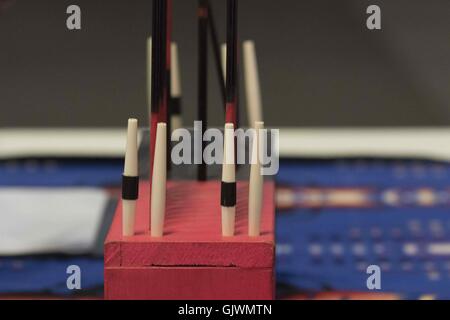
104,180,275,300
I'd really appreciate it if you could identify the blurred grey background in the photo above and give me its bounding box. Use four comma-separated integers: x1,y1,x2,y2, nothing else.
0,0,449,128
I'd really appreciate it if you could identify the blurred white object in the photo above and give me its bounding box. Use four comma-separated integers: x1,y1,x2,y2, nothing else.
0,128,142,159
243,40,263,127
279,127,450,161
2,127,450,161
0,188,108,255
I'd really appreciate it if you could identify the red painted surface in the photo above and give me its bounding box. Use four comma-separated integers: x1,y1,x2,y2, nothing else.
104,180,275,300
105,267,274,300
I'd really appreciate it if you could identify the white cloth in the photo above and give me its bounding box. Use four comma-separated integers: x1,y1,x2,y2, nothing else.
0,188,108,255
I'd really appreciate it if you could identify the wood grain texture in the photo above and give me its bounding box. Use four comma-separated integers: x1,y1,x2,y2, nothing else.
105,180,275,268
104,180,275,299
105,267,274,300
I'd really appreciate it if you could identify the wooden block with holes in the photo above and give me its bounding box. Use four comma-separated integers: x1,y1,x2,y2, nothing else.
104,180,275,300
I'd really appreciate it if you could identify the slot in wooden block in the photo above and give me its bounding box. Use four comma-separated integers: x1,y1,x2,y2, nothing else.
104,180,275,300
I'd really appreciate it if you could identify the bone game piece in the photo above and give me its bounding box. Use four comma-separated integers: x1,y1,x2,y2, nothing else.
122,118,139,237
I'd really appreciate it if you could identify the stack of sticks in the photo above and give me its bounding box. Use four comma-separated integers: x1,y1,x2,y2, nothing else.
122,0,265,238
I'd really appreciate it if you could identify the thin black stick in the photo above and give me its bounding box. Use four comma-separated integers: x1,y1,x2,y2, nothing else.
150,0,162,179
160,0,168,123
197,0,208,181
221,0,237,223
225,0,237,126
151,0,160,116
165,0,172,172
236,54,240,129
206,0,226,106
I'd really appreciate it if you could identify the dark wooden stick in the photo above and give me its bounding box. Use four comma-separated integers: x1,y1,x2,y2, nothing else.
197,0,208,181
159,0,168,124
165,0,172,172
150,0,162,180
221,0,238,234
225,0,237,127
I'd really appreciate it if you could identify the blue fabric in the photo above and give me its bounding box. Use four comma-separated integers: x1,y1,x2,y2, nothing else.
276,159,450,299
0,158,116,295
0,256,103,295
